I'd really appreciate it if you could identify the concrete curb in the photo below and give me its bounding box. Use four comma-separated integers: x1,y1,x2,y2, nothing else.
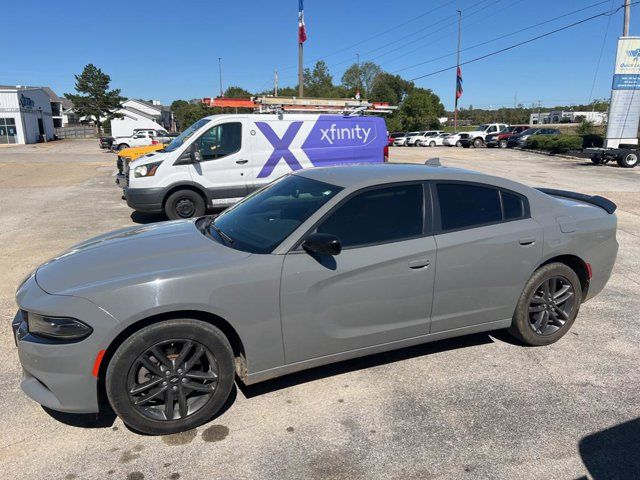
512,147,588,161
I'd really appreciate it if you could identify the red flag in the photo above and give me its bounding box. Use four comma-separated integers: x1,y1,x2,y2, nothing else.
456,67,463,99
298,0,307,43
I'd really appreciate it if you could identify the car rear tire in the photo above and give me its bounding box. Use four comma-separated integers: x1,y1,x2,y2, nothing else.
499,139,508,148
117,143,130,151
165,189,206,220
455,141,462,147
508,263,581,346
617,152,638,168
473,138,483,148
429,141,436,147
105,319,235,435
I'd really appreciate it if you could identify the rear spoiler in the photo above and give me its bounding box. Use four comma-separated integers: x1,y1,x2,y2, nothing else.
535,188,617,214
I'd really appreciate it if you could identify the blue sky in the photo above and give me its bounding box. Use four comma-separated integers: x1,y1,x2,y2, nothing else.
1,0,638,110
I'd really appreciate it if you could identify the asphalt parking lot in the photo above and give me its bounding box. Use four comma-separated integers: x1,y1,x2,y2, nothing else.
1,141,639,480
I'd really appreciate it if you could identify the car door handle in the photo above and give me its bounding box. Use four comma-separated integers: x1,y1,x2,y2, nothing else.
519,237,536,246
409,259,431,269
235,159,249,164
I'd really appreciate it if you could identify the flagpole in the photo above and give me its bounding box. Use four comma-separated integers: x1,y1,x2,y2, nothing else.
454,10,461,131
299,42,304,97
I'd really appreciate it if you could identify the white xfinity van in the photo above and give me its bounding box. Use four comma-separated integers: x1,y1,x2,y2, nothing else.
120,114,388,219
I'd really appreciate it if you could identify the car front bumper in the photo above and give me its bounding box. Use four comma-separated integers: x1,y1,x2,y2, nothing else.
124,186,165,213
14,275,118,413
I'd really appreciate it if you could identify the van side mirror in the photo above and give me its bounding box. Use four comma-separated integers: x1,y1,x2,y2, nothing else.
302,233,342,256
190,144,202,163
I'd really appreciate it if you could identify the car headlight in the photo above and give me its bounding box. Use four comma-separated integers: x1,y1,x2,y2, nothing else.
27,312,93,341
134,161,162,178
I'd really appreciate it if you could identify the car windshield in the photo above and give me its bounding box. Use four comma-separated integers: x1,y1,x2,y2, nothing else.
204,175,343,254
520,128,538,135
163,118,210,152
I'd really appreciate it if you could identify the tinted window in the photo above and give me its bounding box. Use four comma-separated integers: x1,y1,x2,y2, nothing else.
210,175,342,254
196,122,242,161
317,184,424,248
437,183,502,231
502,191,525,220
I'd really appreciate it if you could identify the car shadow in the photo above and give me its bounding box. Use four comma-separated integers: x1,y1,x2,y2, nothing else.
130,211,166,224
579,417,640,479
238,332,494,399
42,404,117,429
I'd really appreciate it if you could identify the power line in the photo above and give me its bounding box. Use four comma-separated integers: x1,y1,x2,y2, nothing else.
408,2,635,82
393,0,611,74
588,0,616,104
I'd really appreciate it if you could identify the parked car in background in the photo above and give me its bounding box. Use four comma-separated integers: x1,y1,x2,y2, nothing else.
99,136,115,149
464,123,510,148
405,131,425,146
443,132,464,147
507,128,561,148
419,132,450,147
458,133,474,148
389,132,405,146
112,129,173,151
13,163,618,434
408,130,445,146
393,132,410,146
486,125,530,148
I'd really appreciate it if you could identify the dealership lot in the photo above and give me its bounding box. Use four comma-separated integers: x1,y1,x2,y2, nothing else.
1,141,639,479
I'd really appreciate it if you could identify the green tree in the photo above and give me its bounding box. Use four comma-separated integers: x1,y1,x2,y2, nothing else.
64,64,126,135
341,62,382,97
398,87,445,131
304,61,345,97
170,100,214,131
369,73,414,105
224,86,253,98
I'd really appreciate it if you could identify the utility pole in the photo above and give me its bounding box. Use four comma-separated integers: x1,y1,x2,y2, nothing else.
454,10,462,131
218,57,224,97
623,0,630,36
274,70,279,97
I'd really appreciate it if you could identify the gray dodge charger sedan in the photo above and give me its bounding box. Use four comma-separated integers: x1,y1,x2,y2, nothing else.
13,164,618,434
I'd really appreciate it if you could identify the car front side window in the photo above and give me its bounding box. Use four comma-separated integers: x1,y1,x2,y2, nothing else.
316,184,424,248
195,122,242,161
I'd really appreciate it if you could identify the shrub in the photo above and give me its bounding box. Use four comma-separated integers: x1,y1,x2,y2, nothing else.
525,135,583,154
576,119,595,135
580,133,604,148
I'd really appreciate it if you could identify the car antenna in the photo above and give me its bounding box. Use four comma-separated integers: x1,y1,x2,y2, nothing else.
425,157,441,166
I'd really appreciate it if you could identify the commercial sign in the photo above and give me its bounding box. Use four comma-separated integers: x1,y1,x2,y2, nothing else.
606,37,640,147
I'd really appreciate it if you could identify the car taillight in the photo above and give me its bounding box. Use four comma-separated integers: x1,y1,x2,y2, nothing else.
151,139,159,145
383,145,389,162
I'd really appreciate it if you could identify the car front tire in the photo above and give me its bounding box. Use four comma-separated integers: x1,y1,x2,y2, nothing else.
106,319,235,435
473,138,483,148
508,263,581,346
499,139,508,148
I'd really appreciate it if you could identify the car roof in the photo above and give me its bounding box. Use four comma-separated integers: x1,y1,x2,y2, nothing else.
294,163,533,194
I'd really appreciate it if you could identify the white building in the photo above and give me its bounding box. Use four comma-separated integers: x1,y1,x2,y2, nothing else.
0,86,55,144
110,99,174,137
530,110,607,125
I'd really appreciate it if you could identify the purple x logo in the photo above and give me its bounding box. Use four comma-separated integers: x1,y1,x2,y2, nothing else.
255,121,304,178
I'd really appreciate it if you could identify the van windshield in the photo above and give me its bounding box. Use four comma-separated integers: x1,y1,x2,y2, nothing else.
202,174,343,254
163,118,210,152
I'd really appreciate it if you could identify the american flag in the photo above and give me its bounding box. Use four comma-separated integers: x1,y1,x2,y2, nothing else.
298,0,307,43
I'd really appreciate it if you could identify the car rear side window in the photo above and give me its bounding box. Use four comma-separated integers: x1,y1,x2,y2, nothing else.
436,183,502,231
317,184,424,248
502,191,525,220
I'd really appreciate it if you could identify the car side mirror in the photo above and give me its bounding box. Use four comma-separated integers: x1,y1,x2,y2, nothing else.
302,233,342,256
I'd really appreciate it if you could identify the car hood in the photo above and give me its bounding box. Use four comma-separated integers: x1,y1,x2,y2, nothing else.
130,151,171,169
35,220,250,296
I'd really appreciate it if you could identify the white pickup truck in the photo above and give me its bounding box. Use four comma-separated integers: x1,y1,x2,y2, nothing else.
464,123,509,148
111,129,173,151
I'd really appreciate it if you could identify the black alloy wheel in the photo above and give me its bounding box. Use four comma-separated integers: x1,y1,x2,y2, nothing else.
126,339,219,421
527,276,576,336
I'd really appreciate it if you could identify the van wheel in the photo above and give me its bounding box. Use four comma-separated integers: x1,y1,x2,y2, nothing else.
508,263,581,346
117,143,130,151
105,319,235,435
165,189,206,220
473,137,484,148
